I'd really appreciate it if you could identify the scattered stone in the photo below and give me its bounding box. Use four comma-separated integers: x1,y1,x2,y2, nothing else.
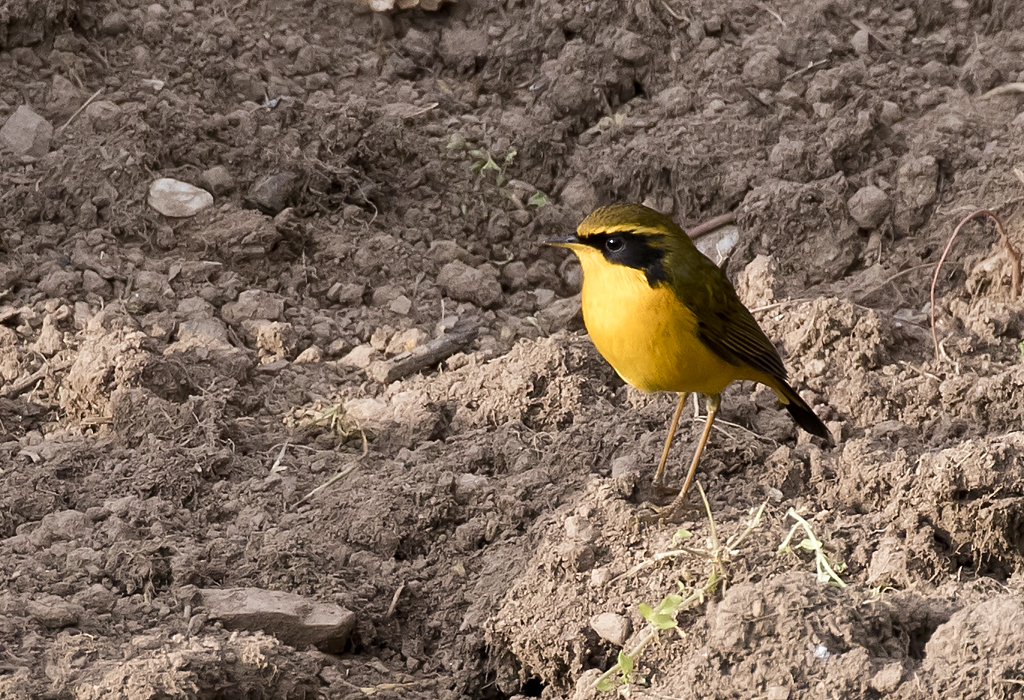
612,29,647,63
610,453,641,479
737,255,779,308
851,28,871,55
38,269,81,298
148,178,214,218
246,172,297,215
294,345,322,364
502,261,529,291
894,155,938,235
769,136,809,182
437,260,502,308
767,686,791,700
455,473,491,500
438,27,488,70
429,240,477,265
198,165,235,196
743,50,782,90
334,283,365,305
870,663,904,693
532,288,556,309
590,612,631,646
879,100,902,126
80,269,110,297
560,175,598,215
221,289,285,323
0,105,53,158
847,186,891,229
590,568,613,587
385,328,428,355
32,316,62,356
389,295,413,315
27,595,84,629
47,74,88,121
339,344,377,369
251,321,297,359
100,11,130,36
27,509,92,549
535,295,581,333
369,326,393,351
201,587,356,651
564,515,595,542
71,583,118,613
654,86,692,116
370,285,401,307
84,100,121,132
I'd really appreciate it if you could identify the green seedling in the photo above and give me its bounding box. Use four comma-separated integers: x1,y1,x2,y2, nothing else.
595,486,767,693
778,508,847,587
528,190,550,207
469,148,516,187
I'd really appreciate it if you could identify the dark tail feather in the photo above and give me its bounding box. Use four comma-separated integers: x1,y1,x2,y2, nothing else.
777,380,834,446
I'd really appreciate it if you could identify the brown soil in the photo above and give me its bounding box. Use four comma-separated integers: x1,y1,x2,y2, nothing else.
3,0,1024,698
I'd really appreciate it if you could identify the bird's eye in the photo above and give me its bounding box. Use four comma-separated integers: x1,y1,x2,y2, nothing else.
605,236,625,253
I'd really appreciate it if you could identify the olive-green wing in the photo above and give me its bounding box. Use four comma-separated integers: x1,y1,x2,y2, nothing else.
688,265,788,381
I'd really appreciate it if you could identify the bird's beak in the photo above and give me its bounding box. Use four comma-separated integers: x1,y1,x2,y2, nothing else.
543,235,579,247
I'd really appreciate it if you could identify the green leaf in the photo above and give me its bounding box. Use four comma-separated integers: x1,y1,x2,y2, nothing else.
596,677,614,692
797,538,818,551
528,191,549,207
618,651,634,677
638,603,653,621
1019,339,1024,360
655,594,684,614
650,613,678,630
672,528,692,543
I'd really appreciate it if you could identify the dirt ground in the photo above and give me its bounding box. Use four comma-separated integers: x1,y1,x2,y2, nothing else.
3,0,1024,697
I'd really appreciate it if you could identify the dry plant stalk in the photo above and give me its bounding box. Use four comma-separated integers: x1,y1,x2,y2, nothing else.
930,209,1021,360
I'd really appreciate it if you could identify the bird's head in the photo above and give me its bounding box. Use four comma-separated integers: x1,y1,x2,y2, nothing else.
546,204,691,287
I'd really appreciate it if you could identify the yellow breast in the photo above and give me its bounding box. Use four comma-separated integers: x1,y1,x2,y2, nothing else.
574,246,744,395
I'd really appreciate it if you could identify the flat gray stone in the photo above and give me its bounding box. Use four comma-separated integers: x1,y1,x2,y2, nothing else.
201,587,356,651
1,105,53,158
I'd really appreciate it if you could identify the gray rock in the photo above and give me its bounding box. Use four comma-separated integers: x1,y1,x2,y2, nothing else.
612,30,648,63
33,316,63,356
502,261,529,291
536,295,581,333
201,587,356,651
148,178,214,218
437,260,503,308
560,175,597,215
654,86,693,116
100,11,130,36
198,165,235,196
590,612,632,646
221,289,285,323
84,100,121,132
847,186,891,229
0,105,53,158
246,172,297,215
565,515,596,542
27,595,84,629
743,50,782,90
870,663,904,693
339,344,377,369
894,155,938,234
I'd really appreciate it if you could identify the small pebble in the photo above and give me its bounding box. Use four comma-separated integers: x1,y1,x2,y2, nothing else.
590,612,632,646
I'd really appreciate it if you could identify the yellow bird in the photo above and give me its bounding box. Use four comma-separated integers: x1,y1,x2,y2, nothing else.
548,204,832,513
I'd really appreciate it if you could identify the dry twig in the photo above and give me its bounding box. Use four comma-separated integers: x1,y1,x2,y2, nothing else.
930,210,1021,360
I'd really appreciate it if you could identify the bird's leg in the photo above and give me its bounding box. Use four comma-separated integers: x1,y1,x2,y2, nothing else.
663,393,721,516
652,392,690,490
